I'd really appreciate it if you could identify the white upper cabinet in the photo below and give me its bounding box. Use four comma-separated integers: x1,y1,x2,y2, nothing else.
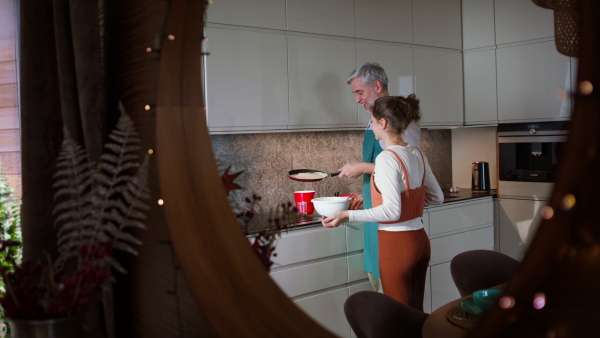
463,49,497,125
355,0,412,43
356,42,415,125
414,47,463,127
203,0,573,133
495,0,554,45
287,35,357,127
496,41,572,122
206,0,286,30
286,0,355,37
461,0,495,49
204,27,289,132
413,0,462,49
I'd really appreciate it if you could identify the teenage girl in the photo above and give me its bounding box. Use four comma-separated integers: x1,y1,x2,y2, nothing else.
322,95,444,310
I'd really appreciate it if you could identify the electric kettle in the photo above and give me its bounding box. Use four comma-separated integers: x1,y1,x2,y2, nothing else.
472,161,490,192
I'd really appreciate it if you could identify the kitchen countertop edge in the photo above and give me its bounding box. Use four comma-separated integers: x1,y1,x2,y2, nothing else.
440,188,497,204
259,188,498,234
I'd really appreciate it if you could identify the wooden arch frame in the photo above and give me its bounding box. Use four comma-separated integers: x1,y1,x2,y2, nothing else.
155,0,600,336
155,0,335,336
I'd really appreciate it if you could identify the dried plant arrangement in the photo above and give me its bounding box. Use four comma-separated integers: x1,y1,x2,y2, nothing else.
220,164,297,271
0,104,150,320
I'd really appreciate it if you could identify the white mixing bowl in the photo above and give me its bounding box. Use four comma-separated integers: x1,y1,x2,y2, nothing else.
311,197,351,217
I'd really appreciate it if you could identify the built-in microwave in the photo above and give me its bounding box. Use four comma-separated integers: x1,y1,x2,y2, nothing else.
498,121,569,200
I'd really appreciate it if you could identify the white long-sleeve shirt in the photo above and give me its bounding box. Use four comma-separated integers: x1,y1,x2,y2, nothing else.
349,144,444,231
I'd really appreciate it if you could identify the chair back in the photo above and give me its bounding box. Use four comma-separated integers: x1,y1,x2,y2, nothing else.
450,249,520,297
344,291,428,338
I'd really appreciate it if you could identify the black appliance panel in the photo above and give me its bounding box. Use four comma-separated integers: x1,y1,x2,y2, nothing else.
498,122,568,183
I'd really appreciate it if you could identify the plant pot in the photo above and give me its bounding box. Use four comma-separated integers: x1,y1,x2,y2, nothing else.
7,315,96,338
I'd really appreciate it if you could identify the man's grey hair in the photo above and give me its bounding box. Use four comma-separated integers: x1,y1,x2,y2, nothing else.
347,62,389,90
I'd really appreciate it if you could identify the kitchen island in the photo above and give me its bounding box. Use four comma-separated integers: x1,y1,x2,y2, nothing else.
263,190,496,337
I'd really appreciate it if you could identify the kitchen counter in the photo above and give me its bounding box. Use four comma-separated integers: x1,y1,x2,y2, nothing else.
245,188,497,235
244,212,323,235
441,188,497,204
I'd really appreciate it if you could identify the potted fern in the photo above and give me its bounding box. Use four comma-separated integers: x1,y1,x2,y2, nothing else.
0,165,22,337
0,108,150,337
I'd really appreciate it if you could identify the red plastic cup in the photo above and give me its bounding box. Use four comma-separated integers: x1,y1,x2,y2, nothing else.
294,190,316,214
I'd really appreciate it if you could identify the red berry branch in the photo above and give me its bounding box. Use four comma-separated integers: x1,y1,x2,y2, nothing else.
0,241,114,319
220,165,297,271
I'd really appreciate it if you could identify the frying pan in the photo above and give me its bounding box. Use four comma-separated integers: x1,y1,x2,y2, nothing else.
287,169,341,182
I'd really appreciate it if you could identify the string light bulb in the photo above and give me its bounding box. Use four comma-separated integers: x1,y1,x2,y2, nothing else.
499,295,516,309
158,199,164,206
533,292,546,309
541,206,554,220
560,193,576,211
579,80,593,95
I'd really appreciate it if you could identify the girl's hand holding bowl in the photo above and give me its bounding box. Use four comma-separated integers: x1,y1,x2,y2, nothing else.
321,210,349,228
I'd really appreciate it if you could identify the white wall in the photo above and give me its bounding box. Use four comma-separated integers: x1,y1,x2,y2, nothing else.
451,127,497,189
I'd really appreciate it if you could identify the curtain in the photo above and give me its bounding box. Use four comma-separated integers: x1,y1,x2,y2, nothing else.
20,0,108,335
20,0,106,263
19,1,216,336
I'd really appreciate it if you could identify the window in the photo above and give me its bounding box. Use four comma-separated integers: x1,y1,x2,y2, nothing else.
0,0,20,198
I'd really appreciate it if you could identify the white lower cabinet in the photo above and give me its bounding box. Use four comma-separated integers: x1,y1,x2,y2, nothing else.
348,280,373,295
424,267,432,314
347,253,367,282
430,227,494,266
430,262,456,310
270,198,494,337
429,226,495,309
497,198,546,261
270,223,367,338
425,197,494,312
294,288,351,337
270,257,348,298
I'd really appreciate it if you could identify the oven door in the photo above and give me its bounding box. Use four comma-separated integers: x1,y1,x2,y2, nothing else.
498,134,567,185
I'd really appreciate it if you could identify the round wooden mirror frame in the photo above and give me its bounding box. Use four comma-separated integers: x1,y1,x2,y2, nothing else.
154,0,335,336
155,0,600,336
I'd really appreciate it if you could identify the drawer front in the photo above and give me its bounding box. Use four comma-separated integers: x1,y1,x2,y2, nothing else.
347,253,368,282
422,211,430,236
348,281,372,296
430,261,460,311
294,288,351,338
273,226,346,266
346,222,364,252
430,226,494,265
429,200,493,235
270,257,348,298
424,267,432,314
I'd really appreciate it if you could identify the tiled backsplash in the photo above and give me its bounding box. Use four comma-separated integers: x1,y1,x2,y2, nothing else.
211,129,451,209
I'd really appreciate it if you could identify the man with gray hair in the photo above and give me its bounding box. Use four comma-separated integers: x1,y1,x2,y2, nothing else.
338,62,421,293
